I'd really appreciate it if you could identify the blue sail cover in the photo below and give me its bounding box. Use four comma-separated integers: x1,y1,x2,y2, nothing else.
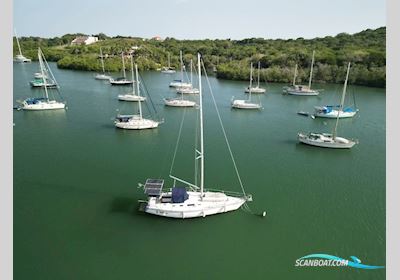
344,107,355,112
172,187,189,203
25,97,48,104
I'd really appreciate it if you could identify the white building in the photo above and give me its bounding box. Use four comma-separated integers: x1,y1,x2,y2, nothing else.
71,36,99,45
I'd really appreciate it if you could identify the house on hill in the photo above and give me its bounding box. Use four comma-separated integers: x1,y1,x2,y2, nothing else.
71,36,98,45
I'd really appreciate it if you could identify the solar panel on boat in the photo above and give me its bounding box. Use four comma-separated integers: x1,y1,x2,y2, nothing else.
144,179,164,196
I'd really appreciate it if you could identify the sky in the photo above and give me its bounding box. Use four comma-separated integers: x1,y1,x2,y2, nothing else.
13,0,385,40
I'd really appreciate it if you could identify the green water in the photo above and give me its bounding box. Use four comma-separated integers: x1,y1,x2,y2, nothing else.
14,63,385,280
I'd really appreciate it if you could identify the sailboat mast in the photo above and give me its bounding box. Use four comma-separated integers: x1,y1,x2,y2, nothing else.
100,47,105,74
248,63,253,101
333,62,351,139
135,64,143,119
168,53,171,68
130,55,135,94
14,29,23,56
198,53,204,197
293,64,298,86
121,53,126,78
190,59,193,85
308,50,315,89
180,50,184,82
257,61,261,88
38,48,49,100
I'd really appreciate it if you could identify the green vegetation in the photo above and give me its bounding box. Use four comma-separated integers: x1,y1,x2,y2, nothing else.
14,27,386,88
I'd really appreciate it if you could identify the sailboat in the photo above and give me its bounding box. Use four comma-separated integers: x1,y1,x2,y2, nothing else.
245,61,266,93
29,48,58,88
232,63,262,109
169,51,192,88
95,47,112,80
176,59,200,94
110,53,134,85
313,86,358,118
114,64,160,129
118,55,146,102
297,62,357,148
20,48,65,110
161,52,176,74
139,53,252,219
283,50,319,96
14,30,31,63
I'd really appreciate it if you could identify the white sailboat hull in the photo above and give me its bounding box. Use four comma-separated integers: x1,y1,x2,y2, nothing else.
22,101,65,111
161,69,176,74
245,87,266,93
298,132,356,149
169,82,192,88
15,55,31,63
164,98,196,107
177,87,200,94
115,115,159,130
231,100,262,109
314,109,357,118
95,74,111,80
144,191,247,219
118,94,146,102
284,85,319,96
110,79,133,85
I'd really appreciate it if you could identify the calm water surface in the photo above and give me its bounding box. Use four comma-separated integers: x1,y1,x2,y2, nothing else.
13,62,385,280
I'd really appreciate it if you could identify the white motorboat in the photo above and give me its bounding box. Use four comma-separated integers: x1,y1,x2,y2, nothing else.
283,50,319,96
95,48,112,80
298,62,357,149
245,61,266,93
139,53,252,219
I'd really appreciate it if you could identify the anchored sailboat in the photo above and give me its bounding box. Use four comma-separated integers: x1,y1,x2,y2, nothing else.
283,50,319,96
161,52,176,74
110,53,134,85
139,53,252,219
298,62,357,148
176,59,200,94
29,48,58,88
95,47,112,80
245,61,266,93
14,29,31,63
232,63,262,109
314,86,358,118
114,64,160,129
169,51,192,88
118,55,146,102
20,48,65,110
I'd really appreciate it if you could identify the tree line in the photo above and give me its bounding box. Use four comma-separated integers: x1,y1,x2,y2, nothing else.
14,27,386,88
